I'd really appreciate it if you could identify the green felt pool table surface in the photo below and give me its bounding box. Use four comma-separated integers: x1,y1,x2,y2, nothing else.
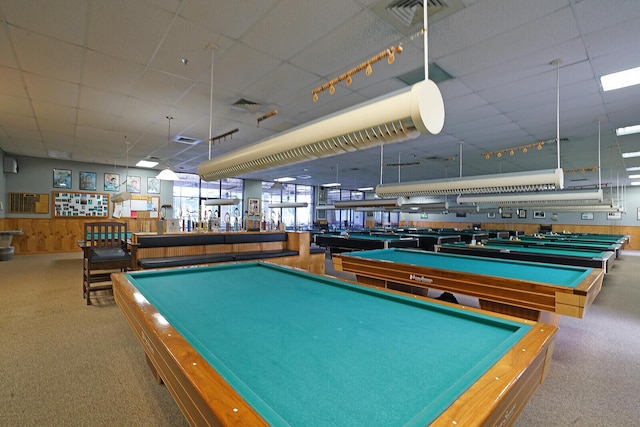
498,237,619,251
114,262,556,427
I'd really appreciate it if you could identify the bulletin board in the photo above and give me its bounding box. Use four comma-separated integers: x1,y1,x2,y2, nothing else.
53,191,110,217
113,195,159,219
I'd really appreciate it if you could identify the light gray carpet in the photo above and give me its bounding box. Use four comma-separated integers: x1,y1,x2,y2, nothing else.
1,250,639,425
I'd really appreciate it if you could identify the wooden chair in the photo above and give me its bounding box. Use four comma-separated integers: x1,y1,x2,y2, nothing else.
81,222,134,305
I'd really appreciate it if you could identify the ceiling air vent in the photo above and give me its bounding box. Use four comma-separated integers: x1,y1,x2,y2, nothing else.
231,98,262,113
173,135,202,146
372,0,465,36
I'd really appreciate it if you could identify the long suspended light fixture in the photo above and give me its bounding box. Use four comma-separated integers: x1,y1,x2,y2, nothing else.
333,198,400,209
113,138,132,203
268,202,309,209
457,189,603,206
203,198,240,206
375,169,564,197
198,80,445,181
523,205,624,212
112,191,132,203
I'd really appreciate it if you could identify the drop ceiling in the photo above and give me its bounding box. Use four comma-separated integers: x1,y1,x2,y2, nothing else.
1,0,639,190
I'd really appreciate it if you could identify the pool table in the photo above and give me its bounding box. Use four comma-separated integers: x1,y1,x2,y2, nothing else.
488,237,622,258
315,233,418,252
333,248,604,323
113,262,557,427
435,241,615,273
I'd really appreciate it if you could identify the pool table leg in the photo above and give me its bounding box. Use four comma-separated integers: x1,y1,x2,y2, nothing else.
146,353,163,384
479,299,560,326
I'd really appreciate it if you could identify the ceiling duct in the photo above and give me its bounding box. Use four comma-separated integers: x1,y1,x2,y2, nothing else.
376,169,564,197
198,80,445,182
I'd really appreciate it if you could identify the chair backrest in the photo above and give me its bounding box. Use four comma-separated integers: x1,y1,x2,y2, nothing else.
84,222,128,249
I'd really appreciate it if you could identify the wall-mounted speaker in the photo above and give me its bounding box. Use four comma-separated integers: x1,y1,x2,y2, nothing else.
3,157,18,173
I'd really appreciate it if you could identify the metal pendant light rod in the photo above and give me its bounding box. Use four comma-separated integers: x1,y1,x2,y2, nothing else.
207,44,217,161
423,1,428,80
550,59,563,170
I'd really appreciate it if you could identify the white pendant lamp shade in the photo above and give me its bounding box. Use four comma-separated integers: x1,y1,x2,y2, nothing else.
156,168,180,181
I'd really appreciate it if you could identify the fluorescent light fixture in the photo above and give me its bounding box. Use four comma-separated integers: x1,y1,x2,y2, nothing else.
626,167,640,172
397,196,447,207
333,199,400,209
628,174,640,179
156,168,181,181
376,169,564,197
631,182,640,186
112,191,132,203
315,205,336,210
524,205,623,212
136,160,159,168
268,202,309,208
274,177,296,182
321,182,341,188
198,80,445,181
616,124,640,136
457,189,603,206
357,187,375,191
622,151,640,159
203,198,240,206
601,66,640,91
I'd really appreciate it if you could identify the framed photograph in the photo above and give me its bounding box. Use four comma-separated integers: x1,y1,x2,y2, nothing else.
104,173,120,191
607,212,622,220
517,209,527,219
316,209,327,220
147,177,160,194
501,212,512,219
487,212,496,219
126,175,141,193
581,212,594,220
533,211,546,219
53,168,72,189
637,208,640,221
420,212,428,219
248,198,260,216
79,171,97,191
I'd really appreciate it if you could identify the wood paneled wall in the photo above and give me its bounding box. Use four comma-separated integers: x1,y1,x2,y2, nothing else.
0,218,158,254
2,218,638,254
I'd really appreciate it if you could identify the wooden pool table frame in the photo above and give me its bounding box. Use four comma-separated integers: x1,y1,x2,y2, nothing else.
333,251,605,323
112,266,556,427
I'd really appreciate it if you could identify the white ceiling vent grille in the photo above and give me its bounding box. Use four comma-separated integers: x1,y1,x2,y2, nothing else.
372,0,464,36
231,98,262,113
173,135,202,146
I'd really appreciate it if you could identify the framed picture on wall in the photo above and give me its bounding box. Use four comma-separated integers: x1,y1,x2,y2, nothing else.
501,212,512,219
147,177,160,194
126,175,141,193
581,212,594,220
104,173,120,191
533,211,545,219
248,198,260,216
53,168,72,189
487,212,496,219
79,171,97,191
607,212,622,220
637,208,640,221
517,209,527,219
